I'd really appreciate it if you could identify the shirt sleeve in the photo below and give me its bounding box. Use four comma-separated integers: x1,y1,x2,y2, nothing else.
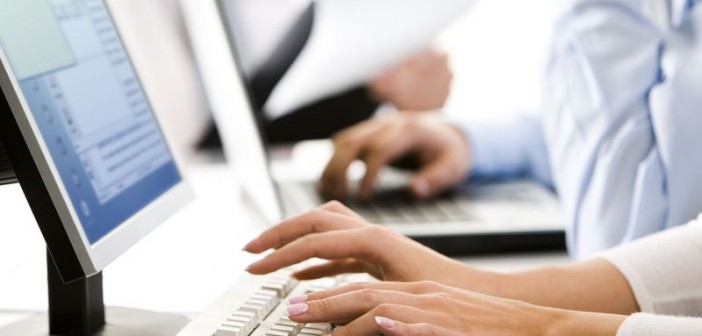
453,114,553,188
543,0,702,258
617,313,702,336
600,218,702,316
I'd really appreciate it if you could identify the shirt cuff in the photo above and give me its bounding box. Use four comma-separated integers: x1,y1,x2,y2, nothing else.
617,313,702,336
450,115,552,186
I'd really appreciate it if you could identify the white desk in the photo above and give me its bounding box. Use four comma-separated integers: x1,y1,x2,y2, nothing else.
0,161,569,330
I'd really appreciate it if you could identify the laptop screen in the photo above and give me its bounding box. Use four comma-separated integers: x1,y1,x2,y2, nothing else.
0,0,181,244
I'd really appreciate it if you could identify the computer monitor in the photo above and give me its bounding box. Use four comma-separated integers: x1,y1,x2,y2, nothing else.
0,0,192,334
0,142,16,185
179,0,285,225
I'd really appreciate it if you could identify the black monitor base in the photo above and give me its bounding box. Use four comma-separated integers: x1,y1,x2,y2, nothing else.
0,307,189,336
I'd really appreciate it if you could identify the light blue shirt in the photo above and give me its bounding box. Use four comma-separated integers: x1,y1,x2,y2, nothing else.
460,0,702,259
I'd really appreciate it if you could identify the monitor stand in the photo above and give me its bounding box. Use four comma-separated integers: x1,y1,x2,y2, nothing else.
0,252,189,336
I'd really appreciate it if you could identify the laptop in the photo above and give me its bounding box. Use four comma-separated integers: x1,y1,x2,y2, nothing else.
180,0,566,255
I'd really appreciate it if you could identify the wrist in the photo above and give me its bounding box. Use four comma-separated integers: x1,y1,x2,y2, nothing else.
548,309,627,336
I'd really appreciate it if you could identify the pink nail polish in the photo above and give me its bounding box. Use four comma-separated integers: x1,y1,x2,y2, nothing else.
375,316,396,330
286,303,309,316
287,295,308,305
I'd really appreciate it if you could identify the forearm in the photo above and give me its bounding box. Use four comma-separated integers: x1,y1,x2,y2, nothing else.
465,258,638,315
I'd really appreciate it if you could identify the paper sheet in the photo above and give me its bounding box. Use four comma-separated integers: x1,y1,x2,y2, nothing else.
264,0,476,119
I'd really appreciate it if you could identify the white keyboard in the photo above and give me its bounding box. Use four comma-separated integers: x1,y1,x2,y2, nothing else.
177,269,365,336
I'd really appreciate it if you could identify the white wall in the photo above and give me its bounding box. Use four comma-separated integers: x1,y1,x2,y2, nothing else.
439,0,558,121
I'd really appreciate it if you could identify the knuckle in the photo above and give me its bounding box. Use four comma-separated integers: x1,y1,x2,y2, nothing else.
334,326,353,336
308,208,325,220
404,120,420,133
428,292,452,302
322,200,345,211
417,280,442,292
358,289,380,304
364,226,394,240
317,298,333,314
374,303,396,317
347,282,369,293
414,323,439,336
332,130,352,146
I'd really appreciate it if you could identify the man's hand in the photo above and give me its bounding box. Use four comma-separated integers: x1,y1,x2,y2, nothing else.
321,113,471,201
370,49,453,111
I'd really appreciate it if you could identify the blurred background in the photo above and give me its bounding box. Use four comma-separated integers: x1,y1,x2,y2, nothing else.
109,0,558,161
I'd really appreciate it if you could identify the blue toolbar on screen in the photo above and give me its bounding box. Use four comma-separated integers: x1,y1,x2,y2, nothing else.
0,0,181,244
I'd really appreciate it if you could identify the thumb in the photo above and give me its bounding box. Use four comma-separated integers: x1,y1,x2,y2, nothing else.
410,154,465,199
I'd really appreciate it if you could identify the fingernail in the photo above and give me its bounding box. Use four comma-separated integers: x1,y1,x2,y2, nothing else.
413,178,430,198
286,303,309,316
287,295,308,305
375,316,396,330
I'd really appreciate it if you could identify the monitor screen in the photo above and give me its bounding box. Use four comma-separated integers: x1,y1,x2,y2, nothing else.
0,0,181,244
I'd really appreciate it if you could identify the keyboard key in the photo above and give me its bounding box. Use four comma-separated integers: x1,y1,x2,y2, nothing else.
232,311,256,320
416,203,452,222
265,330,289,336
305,323,332,333
262,282,287,297
250,294,277,311
276,318,296,324
394,204,427,222
239,304,265,320
226,315,254,330
436,200,470,221
222,321,246,330
270,325,296,336
216,325,245,336
299,327,325,336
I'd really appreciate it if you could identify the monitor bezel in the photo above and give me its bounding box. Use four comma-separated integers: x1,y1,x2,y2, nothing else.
179,0,285,224
0,2,193,283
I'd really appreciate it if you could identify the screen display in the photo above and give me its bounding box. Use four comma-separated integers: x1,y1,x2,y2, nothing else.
0,0,181,244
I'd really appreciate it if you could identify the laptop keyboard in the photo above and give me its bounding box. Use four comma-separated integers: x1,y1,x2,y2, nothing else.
300,182,476,224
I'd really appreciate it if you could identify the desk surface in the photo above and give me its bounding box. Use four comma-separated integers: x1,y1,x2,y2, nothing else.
0,161,569,329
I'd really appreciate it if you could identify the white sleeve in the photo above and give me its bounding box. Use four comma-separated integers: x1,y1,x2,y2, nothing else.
600,217,702,315
617,314,702,336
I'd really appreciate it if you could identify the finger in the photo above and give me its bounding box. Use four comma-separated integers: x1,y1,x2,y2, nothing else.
246,227,380,275
319,201,364,220
243,207,365,253
330,304,430,336
410,151,467,199
321,122,386,199
375,317,460,336
305,281,451,303
286,290,423,325
292,259,366,280
358,127,417,200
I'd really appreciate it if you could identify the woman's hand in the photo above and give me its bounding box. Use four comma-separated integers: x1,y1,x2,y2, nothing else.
284,281,627,336
245,203,639,317
243,201,476,284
